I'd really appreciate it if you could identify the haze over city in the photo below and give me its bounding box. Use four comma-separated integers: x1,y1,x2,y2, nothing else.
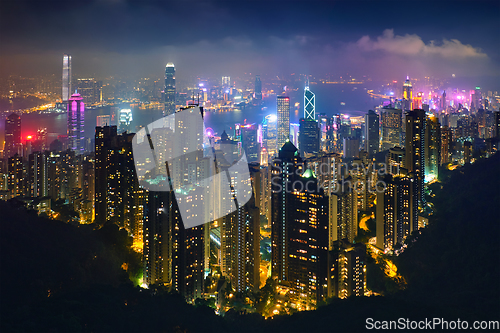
0,1,499,332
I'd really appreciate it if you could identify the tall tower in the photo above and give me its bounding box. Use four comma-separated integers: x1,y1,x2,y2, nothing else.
277,96,290,149
164,63,176,116
381,108,402,150
365,110,379,156
4,113,21,159
67,93,85,154
94,125,144,244
304,79,315,120
405,109,426,219
402,76,413,111
254,75,262,100
425,115,441,182
62,54,72,103
271,141,303,283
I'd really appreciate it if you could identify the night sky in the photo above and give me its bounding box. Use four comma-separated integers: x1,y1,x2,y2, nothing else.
1,0,499,81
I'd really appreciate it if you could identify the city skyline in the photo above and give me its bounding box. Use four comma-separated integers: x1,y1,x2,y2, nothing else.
0,0,499,331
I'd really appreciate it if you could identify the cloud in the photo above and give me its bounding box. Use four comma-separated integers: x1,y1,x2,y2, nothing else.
356,29,488,59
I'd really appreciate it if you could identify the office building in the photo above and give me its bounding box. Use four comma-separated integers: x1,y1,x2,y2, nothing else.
254,75,262,100
304,79,315,120
164,63,176,116
119,109,133,132
262,114,277,158
67,93,85,154
277,96,290,149
298,118,319,157
239,123,259,163
62,54,72,102
381,108,402,151
365,110,379,156
402,77,413,111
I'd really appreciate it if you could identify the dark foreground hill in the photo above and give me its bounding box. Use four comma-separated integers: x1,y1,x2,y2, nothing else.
1,153,499,332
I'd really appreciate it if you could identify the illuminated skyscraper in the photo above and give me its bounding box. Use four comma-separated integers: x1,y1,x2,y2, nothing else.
143,190,173,287
271,141,303,283
239,123,259,163
4,113,21,159
254,75,262,100
376,173,415,252
405,109,426,215
94,126,144,245
425,115,441,182
402,76,413,111
286,169,329,310
164,63,176,116
62,54,72,102
271,142,329,309
277,96,290,149
298,118,319,156
67,93,85,154
381,108,402,151
262,114,277,157
304,79,315,120
329,240,366,299
364,110,379,156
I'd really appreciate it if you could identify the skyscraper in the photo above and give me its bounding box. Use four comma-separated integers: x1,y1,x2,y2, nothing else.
62,54,72,103
164,63,176,116
425,115,441,182
286,169,329,310
364,110,379,156
381,108,402,151
402,76,413,111
304,79,315,120
4,113,21,158
277,96,290,149
94,126,144,245
254,75,262,100
271,141,304,283
67,93,85,154
298,118,319,156
405,109,426,214
143,190,173,287
376,173,415,252
239,123,259,163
